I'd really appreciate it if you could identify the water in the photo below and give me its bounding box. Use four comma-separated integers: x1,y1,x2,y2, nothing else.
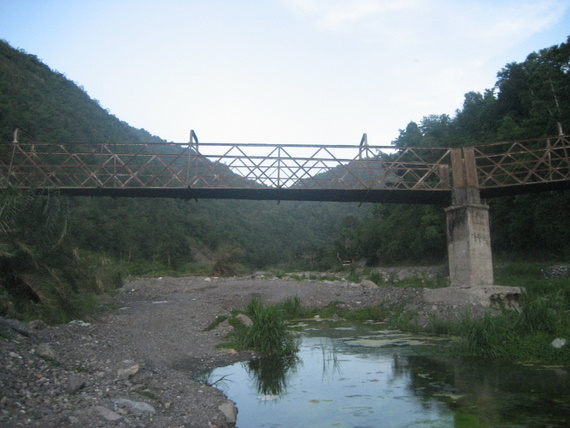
205,321,570,427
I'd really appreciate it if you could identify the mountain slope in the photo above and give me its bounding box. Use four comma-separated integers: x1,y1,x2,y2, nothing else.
0,39,363,270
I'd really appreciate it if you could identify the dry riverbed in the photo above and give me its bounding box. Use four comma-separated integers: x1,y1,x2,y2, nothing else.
0,274,489,427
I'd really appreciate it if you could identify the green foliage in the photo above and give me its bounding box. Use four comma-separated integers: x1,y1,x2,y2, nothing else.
451,263,570,363
326,37,570,266
211,245,246,277
278,295,305,319
228,297,299,356
0,189,122,323
0,39,365,276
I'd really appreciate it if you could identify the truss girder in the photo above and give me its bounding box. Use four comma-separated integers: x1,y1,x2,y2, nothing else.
1,136,568,196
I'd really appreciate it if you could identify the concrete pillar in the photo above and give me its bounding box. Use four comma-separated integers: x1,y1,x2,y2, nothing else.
446,147,494,287
446,189,494,286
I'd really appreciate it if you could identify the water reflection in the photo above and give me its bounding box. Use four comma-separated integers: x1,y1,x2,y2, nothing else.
206,322,570,427
245,354,300,396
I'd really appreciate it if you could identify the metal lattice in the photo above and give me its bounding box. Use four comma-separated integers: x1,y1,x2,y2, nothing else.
1,134,569,203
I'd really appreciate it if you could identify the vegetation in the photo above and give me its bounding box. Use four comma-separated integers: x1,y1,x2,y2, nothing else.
225,297,299,356
0,188,121,323
448,263,570,364
1,35,569,327
327,37,570,267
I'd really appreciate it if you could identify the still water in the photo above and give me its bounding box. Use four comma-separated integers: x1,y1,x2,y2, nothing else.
207,321,570,427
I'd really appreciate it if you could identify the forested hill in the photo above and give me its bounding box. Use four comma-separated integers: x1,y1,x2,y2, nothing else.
331,37,570,265
1,36,569,275
0,39,363,272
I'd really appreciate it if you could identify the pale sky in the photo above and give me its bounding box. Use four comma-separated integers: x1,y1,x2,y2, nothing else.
1,0,569,145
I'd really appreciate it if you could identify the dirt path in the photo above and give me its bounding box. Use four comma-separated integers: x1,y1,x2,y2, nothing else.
0,275,433,427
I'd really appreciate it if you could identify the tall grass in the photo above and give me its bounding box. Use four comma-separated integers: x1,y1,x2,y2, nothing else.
229,297,299,356
452,263,570,363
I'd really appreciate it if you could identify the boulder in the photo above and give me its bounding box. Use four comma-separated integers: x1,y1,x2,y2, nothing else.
28,319,47,330
218,400,238,424
112,398,156,414
92,406,123,422
117,363,140,380
235,314,253,327
35,343,57,360
67,375,86,394
360,280,377,289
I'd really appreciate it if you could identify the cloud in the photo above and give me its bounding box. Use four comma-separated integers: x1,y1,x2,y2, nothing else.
283,0,568,47
283,0,423,31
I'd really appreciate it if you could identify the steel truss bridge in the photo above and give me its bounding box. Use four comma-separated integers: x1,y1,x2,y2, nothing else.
1,132,569,205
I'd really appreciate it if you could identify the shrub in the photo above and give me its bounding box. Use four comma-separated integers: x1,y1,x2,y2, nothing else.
211,245,246,277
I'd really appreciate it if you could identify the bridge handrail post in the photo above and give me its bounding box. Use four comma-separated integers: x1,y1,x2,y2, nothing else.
187,130,199,186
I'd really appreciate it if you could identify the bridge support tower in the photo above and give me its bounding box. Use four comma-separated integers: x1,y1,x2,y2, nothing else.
445,148,494,287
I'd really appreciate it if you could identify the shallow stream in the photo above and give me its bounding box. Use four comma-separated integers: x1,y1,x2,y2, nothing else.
206,320,570,427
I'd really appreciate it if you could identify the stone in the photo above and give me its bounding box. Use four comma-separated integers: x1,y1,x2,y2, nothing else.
0,317,31,336
218,400,237,424
542,265,570,279
67,375,86,394
112,398,156,414
28,319,47,330
360,280,377,289
35,343,57,360
235,314,253,327
423,285,522,308
93,406,123,421
551,338,566,349
117,364,140,380
68,320,91,327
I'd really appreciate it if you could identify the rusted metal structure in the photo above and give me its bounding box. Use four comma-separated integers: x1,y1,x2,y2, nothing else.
1,131,569,287
2,132,568,204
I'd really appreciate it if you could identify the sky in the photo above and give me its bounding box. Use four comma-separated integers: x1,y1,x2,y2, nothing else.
1,0,569,145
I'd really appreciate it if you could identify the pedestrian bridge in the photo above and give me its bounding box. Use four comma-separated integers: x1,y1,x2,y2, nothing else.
1,131,569,204
2,130,569,288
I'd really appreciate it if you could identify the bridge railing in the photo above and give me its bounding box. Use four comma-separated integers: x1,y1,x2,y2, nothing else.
0,141,453,192
472,135,570,190
1,135,568,196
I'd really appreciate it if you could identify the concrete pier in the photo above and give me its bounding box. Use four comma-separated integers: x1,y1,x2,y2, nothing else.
446,148,494,287
445,194,494,286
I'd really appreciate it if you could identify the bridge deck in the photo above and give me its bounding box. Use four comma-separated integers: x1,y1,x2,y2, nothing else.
1,135,569,204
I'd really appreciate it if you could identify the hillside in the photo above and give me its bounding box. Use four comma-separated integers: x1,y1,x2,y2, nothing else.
0,39,364,273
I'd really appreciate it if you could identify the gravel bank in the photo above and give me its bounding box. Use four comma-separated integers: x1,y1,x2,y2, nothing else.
1,274,476,427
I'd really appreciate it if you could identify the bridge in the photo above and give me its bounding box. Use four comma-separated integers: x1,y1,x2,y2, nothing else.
1,131,569,288
1,131,569,204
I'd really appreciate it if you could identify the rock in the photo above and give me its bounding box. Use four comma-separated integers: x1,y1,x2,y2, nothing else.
0,317,32,336
423,286,522,308
93,406,123,421
218,400,237,424
35,343,57,360
67,375,86,394
360,280,377,289
117,363,140,380
112,398,156,414
235,314,253,327
551,338,567,349
68,320,91,327
542,265,570,279
28,319,47,330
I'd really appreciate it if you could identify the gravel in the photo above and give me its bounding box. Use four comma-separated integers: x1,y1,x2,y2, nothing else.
0,274,468,427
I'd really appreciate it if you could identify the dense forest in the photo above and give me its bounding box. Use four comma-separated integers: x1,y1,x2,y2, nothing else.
332,37,570,265
0,39,364,320
1,37,569,321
